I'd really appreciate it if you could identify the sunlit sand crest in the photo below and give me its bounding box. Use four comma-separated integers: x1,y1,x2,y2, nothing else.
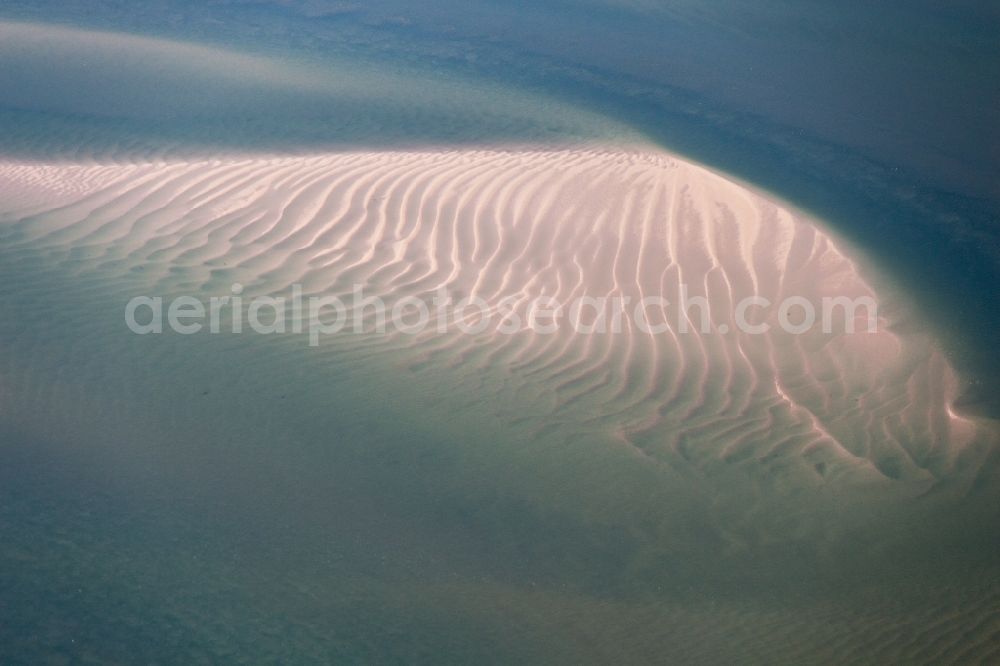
1,147,994,488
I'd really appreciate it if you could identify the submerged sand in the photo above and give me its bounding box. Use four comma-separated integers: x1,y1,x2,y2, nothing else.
0,147,997,663
1,148,993,479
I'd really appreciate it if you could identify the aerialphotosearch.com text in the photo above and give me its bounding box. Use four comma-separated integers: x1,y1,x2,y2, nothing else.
125,283,878,346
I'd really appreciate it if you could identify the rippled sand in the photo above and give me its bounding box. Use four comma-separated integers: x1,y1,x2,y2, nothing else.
2,149,993,478
1,148,997,663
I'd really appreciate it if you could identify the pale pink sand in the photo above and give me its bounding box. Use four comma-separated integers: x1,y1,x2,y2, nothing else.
1,147,994,486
